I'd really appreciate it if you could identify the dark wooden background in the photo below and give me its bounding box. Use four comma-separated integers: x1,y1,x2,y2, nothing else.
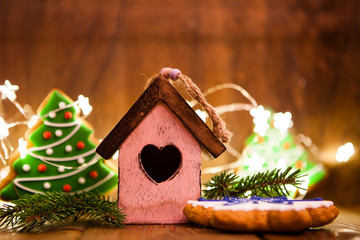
0,0,359,207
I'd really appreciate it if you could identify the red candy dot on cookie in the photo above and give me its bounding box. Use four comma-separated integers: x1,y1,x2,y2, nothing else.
64,111,73,120
76,141,85,150
43,131,52,139
257,136,265,144
283,141,291,150
89,170,98,179
295,161,304,169
63,184,72,192
37,164,47,172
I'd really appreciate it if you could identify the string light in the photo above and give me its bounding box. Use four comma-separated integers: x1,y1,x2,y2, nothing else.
0,79,355,197
0,80,31,168
273,112,293,133
77,95,93,116
27,115,40,128
197,82,354,199
336,142,355,163
18,138,28,159
0,80,19,101
250,105,271,136
0,166,10,180
0,117,10,140
0,80,93,169
198,83,354,166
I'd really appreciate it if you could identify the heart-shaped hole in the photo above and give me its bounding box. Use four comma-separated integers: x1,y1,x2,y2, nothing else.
140,144,182,183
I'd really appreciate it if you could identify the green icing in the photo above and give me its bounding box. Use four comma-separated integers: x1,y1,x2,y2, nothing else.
238,109,326,196
0,90,118,201
39,91,76,122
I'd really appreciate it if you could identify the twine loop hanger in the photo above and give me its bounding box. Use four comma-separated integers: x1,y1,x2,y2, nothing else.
158,67,232,143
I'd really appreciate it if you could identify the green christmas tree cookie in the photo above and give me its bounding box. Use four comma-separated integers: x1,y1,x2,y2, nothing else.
236,107,326,197
0,90,118,200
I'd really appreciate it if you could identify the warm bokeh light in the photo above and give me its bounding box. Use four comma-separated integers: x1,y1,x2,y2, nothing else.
250,105,271,136
273,112,293,133
0,80,18,101
77,95,93,116
0,117,10,140
336,142,355,163
18,138,28,159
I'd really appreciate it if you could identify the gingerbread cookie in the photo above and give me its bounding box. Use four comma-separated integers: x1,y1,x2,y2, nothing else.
0,89,118,200
183,196,339,232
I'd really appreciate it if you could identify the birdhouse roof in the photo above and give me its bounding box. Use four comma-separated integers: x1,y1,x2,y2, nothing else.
96,75,226,160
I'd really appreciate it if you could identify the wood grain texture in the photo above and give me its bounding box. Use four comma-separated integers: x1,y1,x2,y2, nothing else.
0,230,83,240
0,0,359,206
0,207,359,239
80,225,262,240
118,102,201,223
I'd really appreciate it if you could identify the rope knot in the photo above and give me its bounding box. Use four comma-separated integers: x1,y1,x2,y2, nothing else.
159,67,232,143
160,67,182,81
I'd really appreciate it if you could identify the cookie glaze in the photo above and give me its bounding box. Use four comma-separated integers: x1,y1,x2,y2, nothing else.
0,90,117,200
188,196,334,212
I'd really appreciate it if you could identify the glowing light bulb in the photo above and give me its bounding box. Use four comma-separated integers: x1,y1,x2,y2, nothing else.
77,95,93,116
273,112,293,133
0,166,10,179
250,105,271,136
0,80,19,101
336,142,355,163
0,117,10,140
27,115,40,128
18,138,28,158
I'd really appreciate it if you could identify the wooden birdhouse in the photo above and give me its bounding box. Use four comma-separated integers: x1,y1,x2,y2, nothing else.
96,75,226,224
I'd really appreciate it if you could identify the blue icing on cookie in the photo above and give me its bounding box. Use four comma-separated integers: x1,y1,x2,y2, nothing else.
199,196,325,205
198,197,220,201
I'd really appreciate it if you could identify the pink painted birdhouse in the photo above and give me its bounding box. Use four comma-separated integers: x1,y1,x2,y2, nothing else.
96,75,226,224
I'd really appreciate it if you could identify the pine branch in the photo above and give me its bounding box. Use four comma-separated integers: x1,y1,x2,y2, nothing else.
203,171,239,199
203,167,305,199
0,192,126,232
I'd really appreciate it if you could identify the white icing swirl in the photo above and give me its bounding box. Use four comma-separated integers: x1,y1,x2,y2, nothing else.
188,198,334,212
13,154,113,194
10,97,114,199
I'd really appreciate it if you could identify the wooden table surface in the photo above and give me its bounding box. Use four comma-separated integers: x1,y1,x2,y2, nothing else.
0,207,359,240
